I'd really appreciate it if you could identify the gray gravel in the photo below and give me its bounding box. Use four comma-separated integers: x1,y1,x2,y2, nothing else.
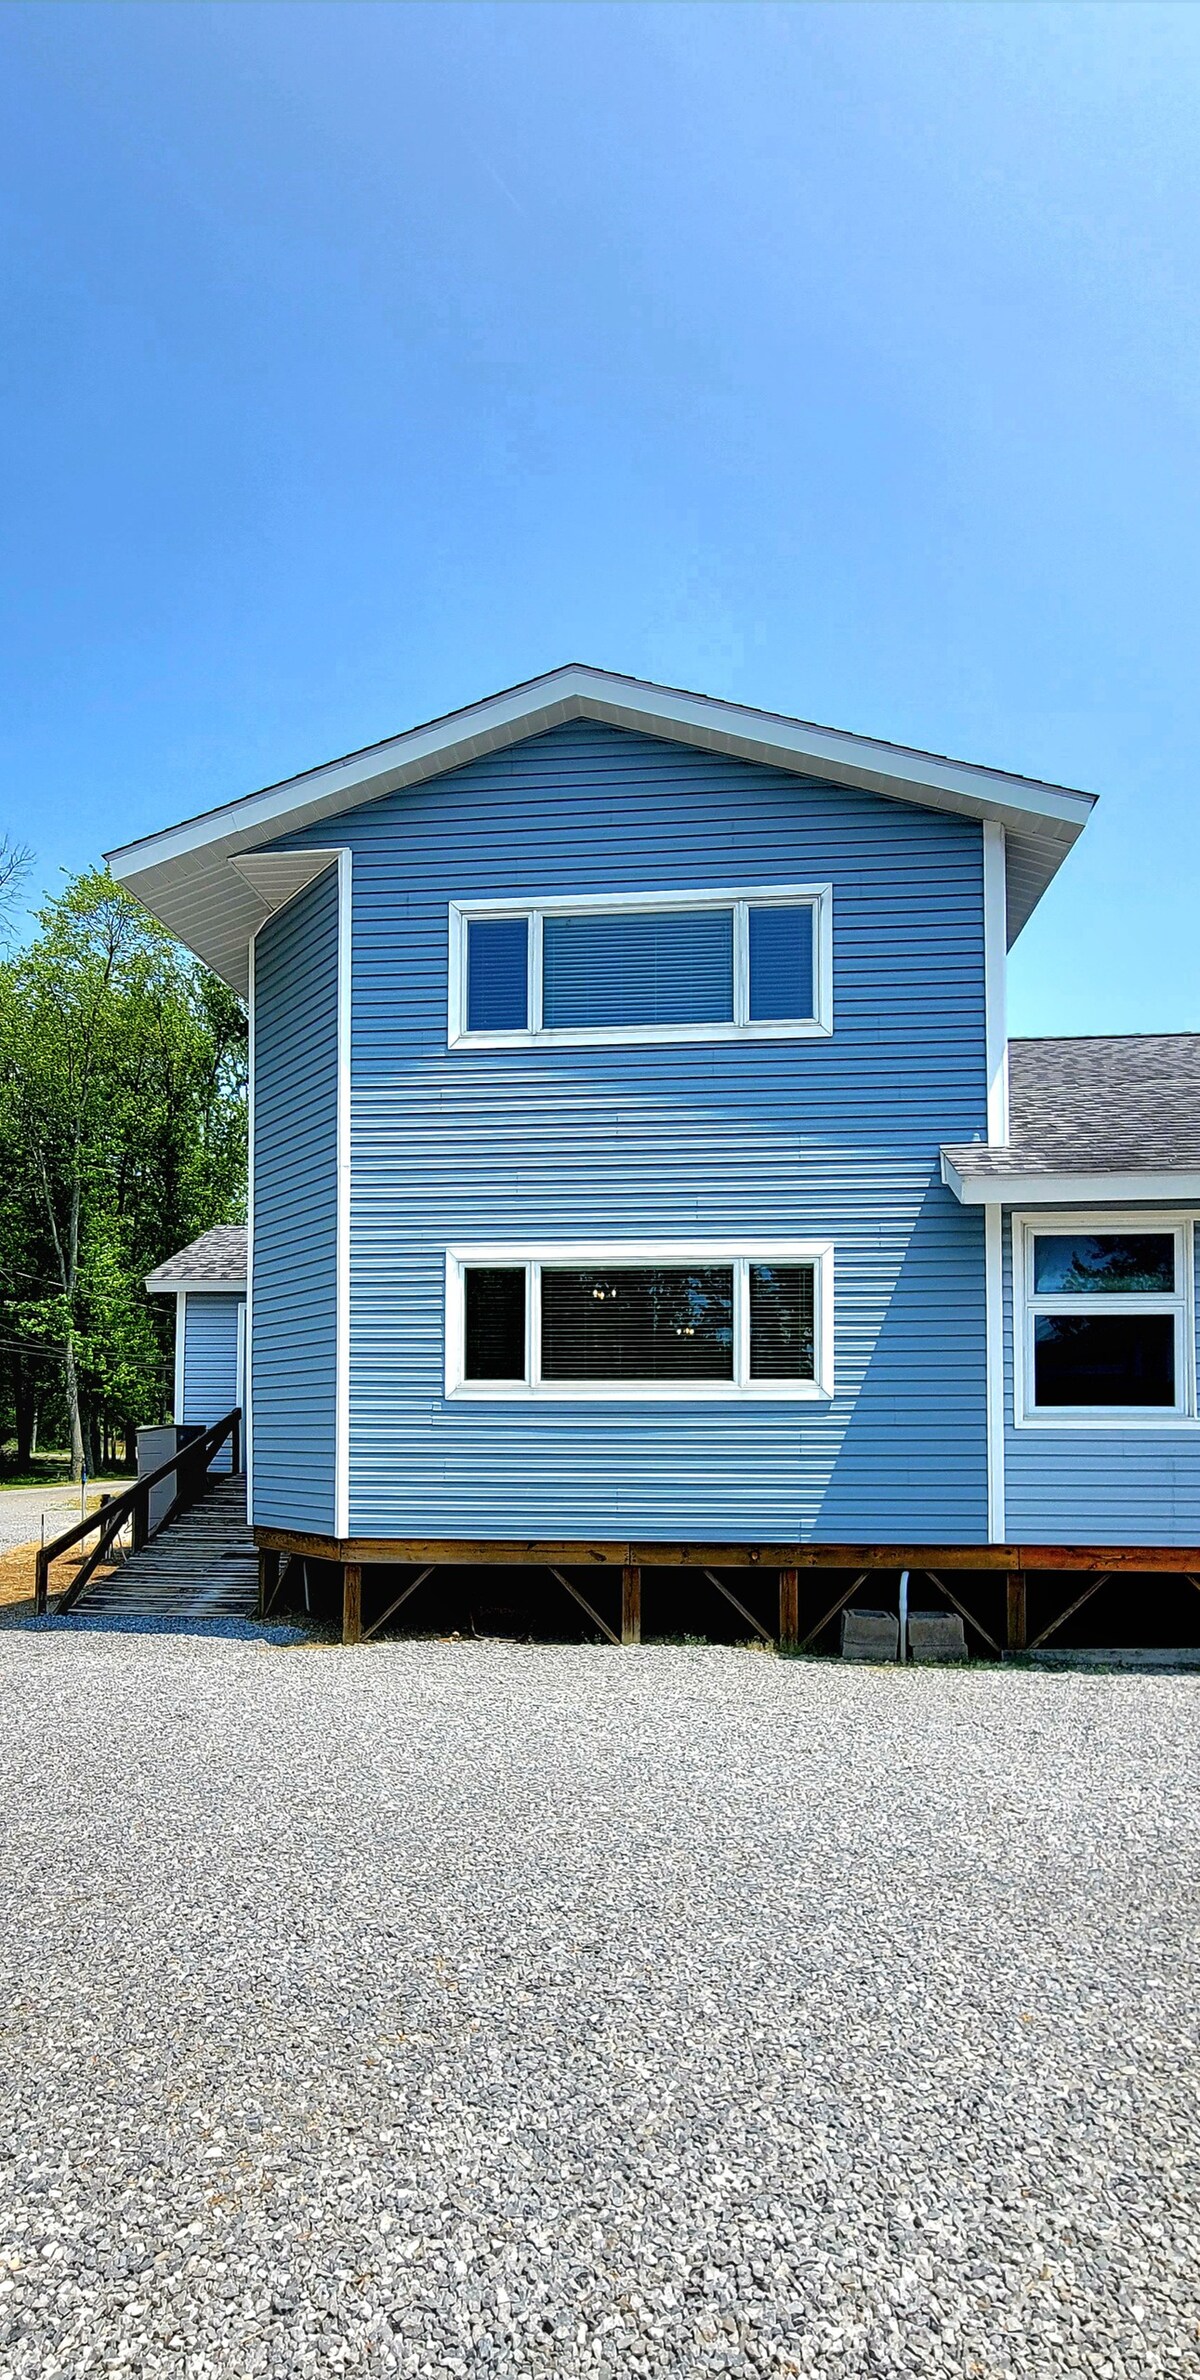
1,1636,1198,2378
0,1481,130,1556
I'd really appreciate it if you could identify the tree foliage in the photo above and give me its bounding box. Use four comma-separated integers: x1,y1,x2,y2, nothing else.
0,870,247,1475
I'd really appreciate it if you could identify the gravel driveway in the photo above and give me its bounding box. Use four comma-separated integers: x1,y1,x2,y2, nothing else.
0,1481,128,1555
1,1636,1197,2378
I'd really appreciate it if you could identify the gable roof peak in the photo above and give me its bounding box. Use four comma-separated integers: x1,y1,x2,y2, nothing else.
107,664,1097,993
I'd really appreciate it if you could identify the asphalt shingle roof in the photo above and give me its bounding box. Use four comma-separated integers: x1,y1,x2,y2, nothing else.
145,1226,247,1289
944,1034,1200,1179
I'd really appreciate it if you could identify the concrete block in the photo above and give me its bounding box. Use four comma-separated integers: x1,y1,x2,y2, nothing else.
841,1607,899,1663
907,1610,968,1664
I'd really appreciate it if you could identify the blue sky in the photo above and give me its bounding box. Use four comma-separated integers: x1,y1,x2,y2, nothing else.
1,0,1197,1033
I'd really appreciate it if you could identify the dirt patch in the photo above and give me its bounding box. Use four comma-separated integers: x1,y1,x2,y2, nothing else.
0,1544,38,1620
0,1539,123,1625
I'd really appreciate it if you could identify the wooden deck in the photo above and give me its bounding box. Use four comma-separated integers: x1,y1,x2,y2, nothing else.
252,1526,1200,1649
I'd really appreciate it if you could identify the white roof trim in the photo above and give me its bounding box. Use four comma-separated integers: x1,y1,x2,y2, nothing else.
145,1274,247,1294
940,1153,1200,1206
106,665,1097,990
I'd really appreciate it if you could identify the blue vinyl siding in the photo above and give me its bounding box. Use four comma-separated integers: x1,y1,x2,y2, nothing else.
1003,1213,1200,1544
268,718,991,1542
180,1293,243,1472
251,864,340,1532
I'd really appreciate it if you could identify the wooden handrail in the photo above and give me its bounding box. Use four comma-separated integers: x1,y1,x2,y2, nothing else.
35,1408,242,1617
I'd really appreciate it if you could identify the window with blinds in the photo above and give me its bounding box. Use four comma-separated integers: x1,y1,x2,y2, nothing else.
542,910,734,1030
542,1266,735,1380
450,884,830,1043
452,1252,826,1395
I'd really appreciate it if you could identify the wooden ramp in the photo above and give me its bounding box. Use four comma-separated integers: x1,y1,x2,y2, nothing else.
71,1474,257,1622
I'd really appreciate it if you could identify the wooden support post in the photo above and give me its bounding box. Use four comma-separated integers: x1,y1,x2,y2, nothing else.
621,1565,641,1646
257,1547,279,1622
343,1562,363,1645
1006,1571,1027,1654
779,1567,799,1651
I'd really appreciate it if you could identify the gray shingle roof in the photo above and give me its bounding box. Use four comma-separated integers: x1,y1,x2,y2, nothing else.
145,1226,247,1290
944,1035,1200,1180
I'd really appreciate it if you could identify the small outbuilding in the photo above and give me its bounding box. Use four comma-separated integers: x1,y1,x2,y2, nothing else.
146,1227,246,1471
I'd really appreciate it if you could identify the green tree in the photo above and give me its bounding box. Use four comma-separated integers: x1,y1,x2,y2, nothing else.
0,869,246,1476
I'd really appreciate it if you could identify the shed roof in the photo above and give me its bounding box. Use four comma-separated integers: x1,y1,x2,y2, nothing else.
105,665,1096,994
145,1226,247,1291
942,1035,1200,1201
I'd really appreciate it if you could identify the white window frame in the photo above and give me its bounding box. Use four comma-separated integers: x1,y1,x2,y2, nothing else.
444,1239,835,1402
1013,1210,1198,1430
446,882,834,1050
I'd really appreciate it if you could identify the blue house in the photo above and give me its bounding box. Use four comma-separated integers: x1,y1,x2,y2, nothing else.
113,668,1200,1647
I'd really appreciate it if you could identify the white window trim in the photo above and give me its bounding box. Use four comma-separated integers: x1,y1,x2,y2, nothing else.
1012,1210,1199,1431
444,1239,835,1402
173,1292,187,1426
447,881,834,1050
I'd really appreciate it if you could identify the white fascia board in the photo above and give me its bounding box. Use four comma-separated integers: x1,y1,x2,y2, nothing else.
106,666,1095,879
145,1275,247,1294
941,1153,1200,1205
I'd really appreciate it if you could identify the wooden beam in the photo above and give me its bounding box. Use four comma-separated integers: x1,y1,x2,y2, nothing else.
257,1547,279,1623
779,1567,799,1652
342,1562,363,1646
621,1565,641,1646
250,1525,1200,1576
547,1568,621,1647
1006,1571,1027,1653
920,1571,1002,1658
798,1573,871,1654
1026,1573,1113,1656
363,1567,434,1643
702,1570,774,1646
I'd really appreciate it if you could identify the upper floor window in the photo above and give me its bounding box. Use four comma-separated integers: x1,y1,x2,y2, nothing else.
1014,1216,1197,1428
449,883,833,1048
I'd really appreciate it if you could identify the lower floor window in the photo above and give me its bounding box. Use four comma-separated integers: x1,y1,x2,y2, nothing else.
1033,1313,1176,1408
1017,1216,1195,1424
448,1244,830,1398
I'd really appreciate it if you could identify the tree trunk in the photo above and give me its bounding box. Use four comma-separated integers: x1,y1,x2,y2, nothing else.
64,1336,85,1482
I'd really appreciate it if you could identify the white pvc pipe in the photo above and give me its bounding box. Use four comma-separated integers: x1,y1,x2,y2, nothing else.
898,1569,910,1663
